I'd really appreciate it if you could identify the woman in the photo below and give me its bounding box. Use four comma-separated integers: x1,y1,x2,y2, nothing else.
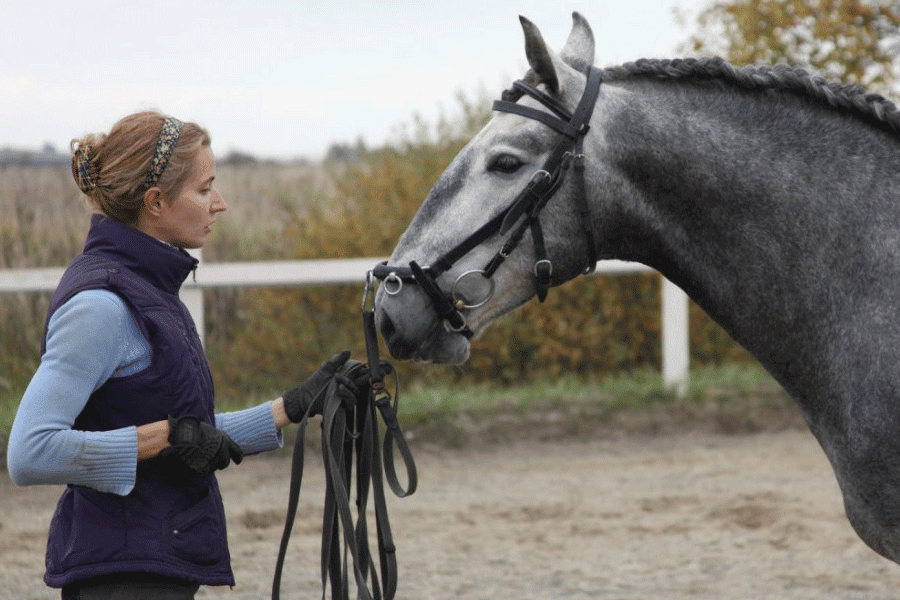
6,111,356,599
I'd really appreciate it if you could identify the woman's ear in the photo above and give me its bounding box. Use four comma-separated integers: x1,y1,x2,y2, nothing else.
143,187,165,217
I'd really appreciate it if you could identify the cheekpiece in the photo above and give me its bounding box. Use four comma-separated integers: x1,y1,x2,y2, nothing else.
146,116,184,188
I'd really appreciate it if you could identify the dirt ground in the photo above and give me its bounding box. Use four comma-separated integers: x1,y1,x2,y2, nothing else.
2,400,899,600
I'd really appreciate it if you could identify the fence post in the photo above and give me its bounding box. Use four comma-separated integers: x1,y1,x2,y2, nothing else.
662,277,689,396
181,249,204,347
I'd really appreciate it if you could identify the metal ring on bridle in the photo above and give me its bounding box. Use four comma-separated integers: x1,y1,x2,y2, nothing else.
451,270,496,310
383,272,403,296
443,312,469,333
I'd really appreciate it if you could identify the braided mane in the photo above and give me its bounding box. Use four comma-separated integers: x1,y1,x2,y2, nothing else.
601,57,900,138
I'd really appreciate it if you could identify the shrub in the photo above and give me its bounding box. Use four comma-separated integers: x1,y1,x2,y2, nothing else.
210,113,753,399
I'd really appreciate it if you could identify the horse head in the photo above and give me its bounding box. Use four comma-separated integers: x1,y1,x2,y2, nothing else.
374,12,603,364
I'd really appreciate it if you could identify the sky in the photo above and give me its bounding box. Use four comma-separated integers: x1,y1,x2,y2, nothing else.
2,1,698,160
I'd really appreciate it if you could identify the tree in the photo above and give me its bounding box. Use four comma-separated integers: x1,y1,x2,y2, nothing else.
686,0,900,94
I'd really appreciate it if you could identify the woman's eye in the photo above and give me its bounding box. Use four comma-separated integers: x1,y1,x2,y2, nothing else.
488,154,523,174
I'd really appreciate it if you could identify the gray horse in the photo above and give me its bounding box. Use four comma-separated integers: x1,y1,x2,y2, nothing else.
374,12,900,566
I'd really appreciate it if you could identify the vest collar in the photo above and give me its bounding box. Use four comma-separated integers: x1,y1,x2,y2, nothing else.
83,214,199,295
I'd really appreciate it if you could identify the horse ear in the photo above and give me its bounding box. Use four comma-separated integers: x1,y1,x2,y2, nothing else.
519,15,559,94
560,11,595,73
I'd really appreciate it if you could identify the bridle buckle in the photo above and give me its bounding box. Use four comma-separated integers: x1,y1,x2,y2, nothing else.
534,259,553,279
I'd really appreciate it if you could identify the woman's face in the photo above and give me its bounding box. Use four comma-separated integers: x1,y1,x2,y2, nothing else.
156,146,227,249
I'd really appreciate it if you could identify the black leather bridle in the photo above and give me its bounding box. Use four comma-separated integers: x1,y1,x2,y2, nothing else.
373,66,603,338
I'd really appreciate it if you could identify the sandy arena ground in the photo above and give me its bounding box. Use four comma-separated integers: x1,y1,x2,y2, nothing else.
2,404,899,599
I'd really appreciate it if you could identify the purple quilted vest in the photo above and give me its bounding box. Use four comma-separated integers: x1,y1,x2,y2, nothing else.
42,214,234,588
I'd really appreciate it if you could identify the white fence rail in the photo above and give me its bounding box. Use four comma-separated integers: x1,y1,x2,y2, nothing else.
0,258,689,392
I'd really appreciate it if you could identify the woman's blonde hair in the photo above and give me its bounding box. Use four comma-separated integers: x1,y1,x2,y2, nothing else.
71,111,211,225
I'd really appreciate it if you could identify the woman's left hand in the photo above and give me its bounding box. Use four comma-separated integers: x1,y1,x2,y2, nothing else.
158,415,244,477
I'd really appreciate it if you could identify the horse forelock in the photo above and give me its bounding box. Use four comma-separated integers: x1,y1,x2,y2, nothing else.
602,57,900,139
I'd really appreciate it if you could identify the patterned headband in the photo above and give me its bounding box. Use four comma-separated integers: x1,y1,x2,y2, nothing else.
72,144,99,194
146,116,185,188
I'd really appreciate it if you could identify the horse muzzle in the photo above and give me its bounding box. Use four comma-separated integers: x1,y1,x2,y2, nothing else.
373,271,473,364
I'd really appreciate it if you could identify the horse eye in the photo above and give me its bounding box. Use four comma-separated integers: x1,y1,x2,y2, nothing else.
488,154,523,174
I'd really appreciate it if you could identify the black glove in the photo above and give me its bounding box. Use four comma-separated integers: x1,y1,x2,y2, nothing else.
158,415,243,478
283,350,355,422
340,359,372,400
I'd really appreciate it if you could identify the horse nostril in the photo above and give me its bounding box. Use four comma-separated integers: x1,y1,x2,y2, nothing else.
377,308,420,360
379,310,397,341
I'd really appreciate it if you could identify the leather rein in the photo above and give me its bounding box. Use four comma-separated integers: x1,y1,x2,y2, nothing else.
272,280,417,600
372,66,603,338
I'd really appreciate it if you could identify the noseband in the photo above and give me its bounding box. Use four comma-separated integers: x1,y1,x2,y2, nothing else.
373,66,603,338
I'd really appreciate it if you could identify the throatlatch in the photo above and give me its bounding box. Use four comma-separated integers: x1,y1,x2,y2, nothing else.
373,66,602,336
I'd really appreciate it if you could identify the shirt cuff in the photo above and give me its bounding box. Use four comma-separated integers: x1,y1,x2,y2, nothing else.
216,403,284,456
64,427,138,496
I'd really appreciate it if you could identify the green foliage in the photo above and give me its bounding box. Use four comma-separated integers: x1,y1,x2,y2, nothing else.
210,99,754,399
687,0,900,92
209,120,478,396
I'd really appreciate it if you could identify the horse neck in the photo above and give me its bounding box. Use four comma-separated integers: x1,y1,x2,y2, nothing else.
592,80,900,399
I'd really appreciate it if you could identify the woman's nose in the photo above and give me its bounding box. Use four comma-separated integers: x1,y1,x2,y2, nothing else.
212,190,227,213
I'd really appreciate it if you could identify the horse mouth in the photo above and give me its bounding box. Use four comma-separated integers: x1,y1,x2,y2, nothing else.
379,311,469,364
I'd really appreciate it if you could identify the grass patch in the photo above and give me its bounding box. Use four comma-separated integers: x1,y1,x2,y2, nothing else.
392,362,780,419
381,363,792,448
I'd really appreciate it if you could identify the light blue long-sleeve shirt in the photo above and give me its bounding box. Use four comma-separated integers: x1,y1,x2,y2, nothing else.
7,289,283,496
